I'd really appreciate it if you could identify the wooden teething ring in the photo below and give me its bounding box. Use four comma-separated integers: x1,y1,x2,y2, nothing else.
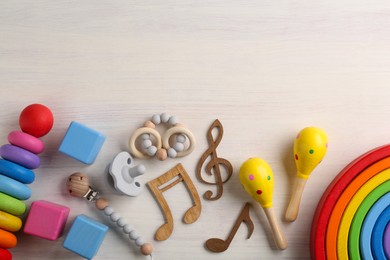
162,125,196,157
129,127,162,159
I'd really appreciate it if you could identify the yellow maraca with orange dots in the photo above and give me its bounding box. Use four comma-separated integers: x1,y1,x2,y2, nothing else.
285,127,328,222
239,158,287,250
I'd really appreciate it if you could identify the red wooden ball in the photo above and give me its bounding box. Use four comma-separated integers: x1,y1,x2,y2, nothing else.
19,104,54,137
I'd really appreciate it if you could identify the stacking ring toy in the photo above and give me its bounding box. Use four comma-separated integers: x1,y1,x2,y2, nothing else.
0,174,32,200
0,192,26,215
311,144,390,260
0,159,35,184
0,210,22,232
371,205,390,260
337,169,390,259
0,144,40,169
384,223,390,258
0,248,12,260
349,185,390,259
129,113,195,161
8,130,44,154
0,229,17,248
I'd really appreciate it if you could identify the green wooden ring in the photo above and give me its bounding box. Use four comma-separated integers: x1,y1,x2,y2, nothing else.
0,192,26,215
348,180,390,259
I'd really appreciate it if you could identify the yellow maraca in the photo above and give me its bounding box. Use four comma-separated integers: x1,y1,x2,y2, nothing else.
239,158,287,250
285,127,328,222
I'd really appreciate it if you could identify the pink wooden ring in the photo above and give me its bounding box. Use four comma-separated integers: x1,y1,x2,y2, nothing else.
8,130,44,154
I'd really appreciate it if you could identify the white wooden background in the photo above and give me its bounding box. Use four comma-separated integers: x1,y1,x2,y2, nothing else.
2,1,390,259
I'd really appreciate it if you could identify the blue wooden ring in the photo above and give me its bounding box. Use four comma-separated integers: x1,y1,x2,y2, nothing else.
0,174,31,200
371,205,390,260
360,192,390,259
0,159,35,184
0,144,40,169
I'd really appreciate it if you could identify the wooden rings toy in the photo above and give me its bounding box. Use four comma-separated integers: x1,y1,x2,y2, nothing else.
311,144,390,260
129,113,195,161
0,159,35,184
8,130,44,154
0,104,53,254
0,192,26,216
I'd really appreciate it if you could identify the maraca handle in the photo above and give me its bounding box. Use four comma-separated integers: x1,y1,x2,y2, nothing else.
263,207,288,250
285,177,307,222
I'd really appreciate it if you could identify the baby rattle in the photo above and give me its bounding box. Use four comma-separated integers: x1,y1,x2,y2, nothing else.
285,127,328,222
129,113,195,161
239,158,287,250
66,172,154,257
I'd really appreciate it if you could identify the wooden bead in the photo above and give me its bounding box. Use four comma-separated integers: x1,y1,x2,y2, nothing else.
95,198,109,210
140,243,153,255
156,148,167,161
144,120,155,128
67,173,90,198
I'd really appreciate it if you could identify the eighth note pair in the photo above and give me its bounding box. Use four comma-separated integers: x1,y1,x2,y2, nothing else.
239,127,328,250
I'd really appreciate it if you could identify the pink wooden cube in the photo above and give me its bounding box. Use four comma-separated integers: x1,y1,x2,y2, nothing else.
24,200,70,241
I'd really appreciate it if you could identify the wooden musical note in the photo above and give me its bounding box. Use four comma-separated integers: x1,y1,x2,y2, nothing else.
196,119,233,201
147,163,201,241
205,203,254,253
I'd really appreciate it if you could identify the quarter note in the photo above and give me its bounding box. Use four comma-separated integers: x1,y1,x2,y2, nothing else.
205,202,254,252
147,163,202,241
196,119,233,201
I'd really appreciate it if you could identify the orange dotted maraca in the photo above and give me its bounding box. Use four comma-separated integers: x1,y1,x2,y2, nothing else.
239,158,287,250
285,127,328,222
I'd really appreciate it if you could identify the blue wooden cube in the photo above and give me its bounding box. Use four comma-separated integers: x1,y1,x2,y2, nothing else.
63,215,108,259
59,121,105,164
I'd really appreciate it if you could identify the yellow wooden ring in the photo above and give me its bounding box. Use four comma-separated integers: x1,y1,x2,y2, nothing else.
162,126,196,157
0,210,22,232
128,127,162,159
336,168,390,259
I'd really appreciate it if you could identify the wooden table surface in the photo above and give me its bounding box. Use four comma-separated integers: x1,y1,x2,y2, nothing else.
2,1,390,259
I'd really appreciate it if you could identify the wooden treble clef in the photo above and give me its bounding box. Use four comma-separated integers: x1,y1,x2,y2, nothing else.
196,119,233,201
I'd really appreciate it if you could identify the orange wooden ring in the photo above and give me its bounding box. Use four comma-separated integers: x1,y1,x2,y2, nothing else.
0,228,17,248
325,156,390,259
310,144,390,260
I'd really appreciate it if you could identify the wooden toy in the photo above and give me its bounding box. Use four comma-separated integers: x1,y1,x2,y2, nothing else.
205,202,253,252
19,104,53,138
8,130,44,154
0,248,12,260
196,119,233,201
239,158,287,250
285,127,328,222
147,163,201,241
63,214,108,260
108,151,145,196
66,172,154,257
0,159,35,184
310,144,390,260
359,188,390,260
325,157,390,259
384,223,390,258
371,205,390,260
349,182,390,260
0,192,26,215
59,121,106,164
0,144,40,169
0,174,31,200
23,200,70,240
129,113,195,161
0,210,22,232
336,169,390,259
0,229,17,248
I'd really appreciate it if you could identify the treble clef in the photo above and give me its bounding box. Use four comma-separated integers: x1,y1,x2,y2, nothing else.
196,119,233,201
